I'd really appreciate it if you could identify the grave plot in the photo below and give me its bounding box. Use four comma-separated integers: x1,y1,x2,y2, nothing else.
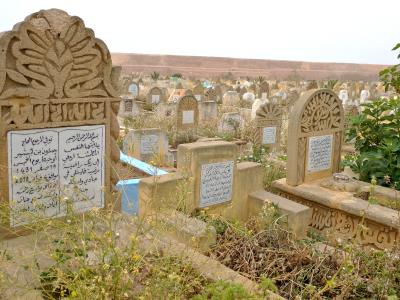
272,89,400,250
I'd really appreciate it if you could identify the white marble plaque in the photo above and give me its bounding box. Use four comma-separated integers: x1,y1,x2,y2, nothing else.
262,127,277,144
8,125,105,227
182,110,194,124
140,134,159,155
151,94,160,104
307,134,333,172
194,94,201,101
199,161,234,207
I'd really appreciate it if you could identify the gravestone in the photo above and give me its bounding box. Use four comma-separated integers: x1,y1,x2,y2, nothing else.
0,9,121,235
338,90,349,105
147,87,163,104
258,81,270,100
123,128,171,164
193,84,204,102
222,91,240,106
287,89,344,185
360,89,370,104
251,99,267,120
128,82,139,97
176,95,199,130
178,141,237,209
199,101,218,123
255,102,283,151
219,112,242,134
119,96,140,117
204,88,217,102
242,92,255,103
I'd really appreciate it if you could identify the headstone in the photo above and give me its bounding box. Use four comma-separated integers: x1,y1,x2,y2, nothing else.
0,9,121,234
222,91,240,106
251,99,267,120
219,112,242,134
128,82,139,97
147,87,163,104
199,101,218,123
123,128,171,164
242,92,255,103
193,84,204,102
287,89,344,185
177,95,199,130
255,102,283,151
178,141,237,209
360,89,370,104
204,88,217,102
338,90,349,105
258,81,270,100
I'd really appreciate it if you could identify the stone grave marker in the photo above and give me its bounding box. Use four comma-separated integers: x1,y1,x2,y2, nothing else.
123,128,171,164
193,84,204,101
147,87,164,105
255,102,283,151
199,101,218,123
204,88,217,102
219,112,242,134
338,89,349,105
258,81,269,100
128,82,139,97
0,9,121,236
222,91,240,106
287,89,344,185
176,95,199,130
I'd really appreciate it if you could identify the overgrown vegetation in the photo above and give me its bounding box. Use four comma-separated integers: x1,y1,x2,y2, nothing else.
202,205,400,299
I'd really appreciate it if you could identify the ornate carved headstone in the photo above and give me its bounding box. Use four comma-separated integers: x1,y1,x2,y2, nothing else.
0,9,121,235
255,102,283,151
287,89,344,185
176,95,198,130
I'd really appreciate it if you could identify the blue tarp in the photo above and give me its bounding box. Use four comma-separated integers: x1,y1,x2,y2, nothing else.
116,152,168,215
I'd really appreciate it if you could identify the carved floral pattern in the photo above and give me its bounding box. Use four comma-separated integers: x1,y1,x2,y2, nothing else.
300,90,342,133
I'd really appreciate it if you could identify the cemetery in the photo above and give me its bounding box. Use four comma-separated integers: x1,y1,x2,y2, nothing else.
0,6,399,300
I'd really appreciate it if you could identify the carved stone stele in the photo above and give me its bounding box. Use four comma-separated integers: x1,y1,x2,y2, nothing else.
176,95,198,130
0,9,121,237
287,89,344,186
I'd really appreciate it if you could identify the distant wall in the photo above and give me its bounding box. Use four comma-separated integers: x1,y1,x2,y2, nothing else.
111,53,387,81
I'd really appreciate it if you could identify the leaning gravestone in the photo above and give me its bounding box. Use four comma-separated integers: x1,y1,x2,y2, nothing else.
255,102,283,151
0,9,121,236
176,95,199,130
287,89,344,185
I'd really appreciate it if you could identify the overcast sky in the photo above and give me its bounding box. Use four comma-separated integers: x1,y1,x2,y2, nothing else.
2,0,400,65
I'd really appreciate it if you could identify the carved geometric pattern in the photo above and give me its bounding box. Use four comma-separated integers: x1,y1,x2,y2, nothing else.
204,88,216,101
256,102,283,120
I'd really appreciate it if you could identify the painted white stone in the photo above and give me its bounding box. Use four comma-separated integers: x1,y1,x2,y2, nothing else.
182,110,194,124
